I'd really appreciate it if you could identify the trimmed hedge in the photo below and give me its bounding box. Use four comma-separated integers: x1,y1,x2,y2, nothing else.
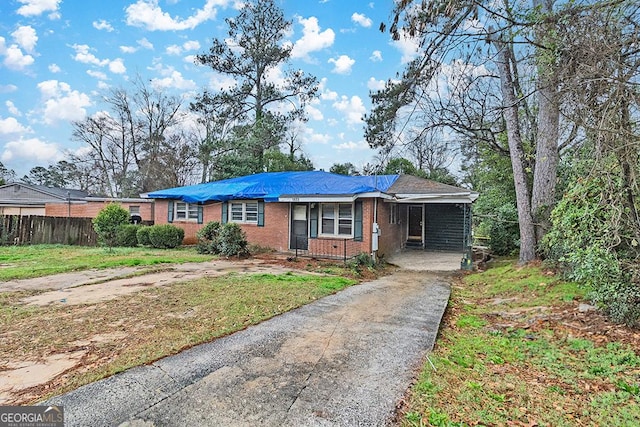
136,226,151,246
116,224,140,247
148,224,185,249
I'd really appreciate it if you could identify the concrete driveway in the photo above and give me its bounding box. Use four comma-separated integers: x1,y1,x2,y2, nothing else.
45,268,452,426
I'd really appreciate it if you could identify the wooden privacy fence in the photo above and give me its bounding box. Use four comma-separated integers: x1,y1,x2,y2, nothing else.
1,215,98,246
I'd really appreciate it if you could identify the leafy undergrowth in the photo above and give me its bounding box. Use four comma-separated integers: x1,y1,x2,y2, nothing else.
1,272,357,404
400,260,640,427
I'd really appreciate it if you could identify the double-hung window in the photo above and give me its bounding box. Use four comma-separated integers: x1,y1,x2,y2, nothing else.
176,202,198,220
389,203,399,224
320,203,353,236
230,201,258,223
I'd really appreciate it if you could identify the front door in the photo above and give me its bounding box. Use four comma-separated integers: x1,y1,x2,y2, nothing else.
290,204,308,250
408,205,423,244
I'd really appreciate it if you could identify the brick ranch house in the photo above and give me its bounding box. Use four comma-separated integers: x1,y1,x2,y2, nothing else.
143,171,478,260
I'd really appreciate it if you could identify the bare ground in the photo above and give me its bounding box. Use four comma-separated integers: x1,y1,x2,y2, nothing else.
0,255,349,404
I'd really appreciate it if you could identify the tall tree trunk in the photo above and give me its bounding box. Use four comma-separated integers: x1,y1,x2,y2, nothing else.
531,0,560,246
495,39,537,263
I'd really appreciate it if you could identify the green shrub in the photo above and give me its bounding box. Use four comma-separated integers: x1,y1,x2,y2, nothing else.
116,224,139,247
218,222,249,257
543,171,640,327
136,226,151,246
148,224,185,249
196,221,222,254
488,203,519,256
93,204,130,249
347,252,377,274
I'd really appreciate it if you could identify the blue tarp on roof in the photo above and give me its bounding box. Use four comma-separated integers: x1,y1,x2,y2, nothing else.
146,171,399,203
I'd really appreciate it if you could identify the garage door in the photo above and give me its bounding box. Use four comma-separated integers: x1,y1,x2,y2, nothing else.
424,204,471,251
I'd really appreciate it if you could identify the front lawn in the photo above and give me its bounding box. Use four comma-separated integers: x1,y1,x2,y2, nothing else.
1,271,358,404
401,260,640,426
0,244,212,281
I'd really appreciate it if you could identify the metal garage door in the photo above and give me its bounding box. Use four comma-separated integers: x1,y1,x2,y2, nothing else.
424,204,471,251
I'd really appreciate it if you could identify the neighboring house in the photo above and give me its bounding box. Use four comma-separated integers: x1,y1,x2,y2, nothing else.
0,182,153,221
144,171,478,259
45,197,154,223
0,183,90,216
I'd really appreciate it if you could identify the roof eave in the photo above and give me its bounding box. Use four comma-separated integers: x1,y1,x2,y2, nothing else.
391,192,479,203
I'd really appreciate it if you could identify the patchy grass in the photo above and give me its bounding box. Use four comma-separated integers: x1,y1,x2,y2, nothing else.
400,260,640,426
0,244,212,280
1,271,357,404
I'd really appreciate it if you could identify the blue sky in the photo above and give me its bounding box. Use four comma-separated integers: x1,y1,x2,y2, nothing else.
0,0,421,179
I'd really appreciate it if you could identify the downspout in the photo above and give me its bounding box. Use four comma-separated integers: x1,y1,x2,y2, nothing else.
372,174,380,262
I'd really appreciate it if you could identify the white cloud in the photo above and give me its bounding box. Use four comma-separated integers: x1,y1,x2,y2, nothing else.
121,38,154,54
318,78,338,101
0,116,30,134
125,0,225,31
36,80,92,124
71,44,108,66
370,50,382,62
351,12,372,28
16,0,61,17
71,44,126,74
0,84,18,93
291,16,335,61
11,26,38,53
333,95,366,125
6,101,21,116
165,44,182,55
183,40,201,51
306,105,323,121
207,73,237,91
2,44,34,71
48,63,61,73
391,30,421,64
108,58,126,74
138,38,154,50
1,138,63,164
87,70,108,80
367,77,385,91
333,140,369,151
93,19,114,32
328,55,355,74
151,70,196,90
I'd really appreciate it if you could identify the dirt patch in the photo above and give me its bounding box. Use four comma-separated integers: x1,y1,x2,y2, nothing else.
1,255,389,405
0,351,87,405
20,259,304,306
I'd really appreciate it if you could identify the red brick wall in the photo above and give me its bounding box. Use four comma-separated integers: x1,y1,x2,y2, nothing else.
45,201,154,221
153,198,406,255
376,201,404,257
154,200,292,249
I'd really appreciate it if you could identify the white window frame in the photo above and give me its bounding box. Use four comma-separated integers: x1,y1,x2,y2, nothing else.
319,202,353,237
229,200,259,224
129,205,140,215
175,202,199,221
389,203,399,224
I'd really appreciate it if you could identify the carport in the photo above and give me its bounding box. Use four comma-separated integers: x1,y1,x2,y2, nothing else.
386,175,478,253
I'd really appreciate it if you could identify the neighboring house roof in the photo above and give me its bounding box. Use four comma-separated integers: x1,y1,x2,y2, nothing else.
144,171,399,203
143,171,479,204
0,182,90,205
